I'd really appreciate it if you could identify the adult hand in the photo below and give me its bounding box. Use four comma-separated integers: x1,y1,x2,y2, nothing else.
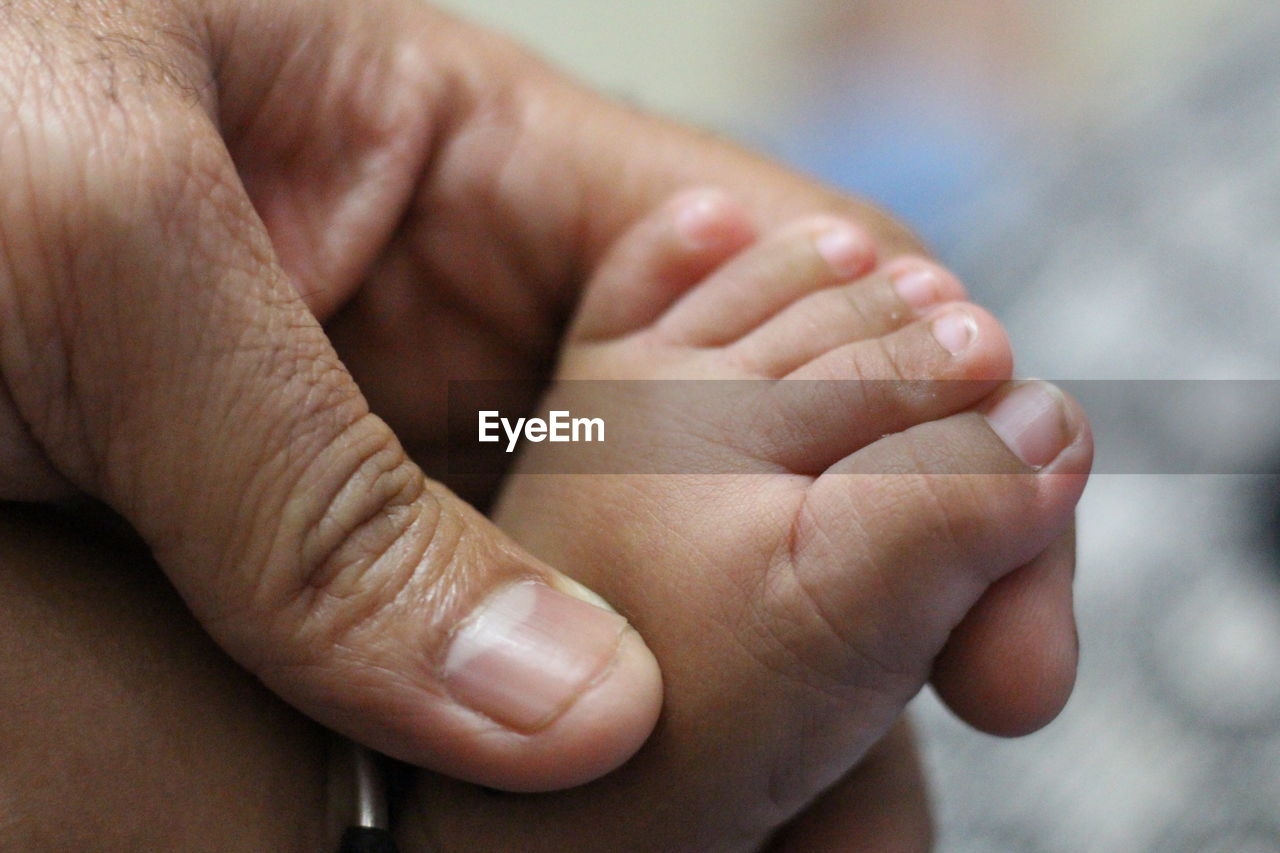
0,504,928,851
0,0,1072,797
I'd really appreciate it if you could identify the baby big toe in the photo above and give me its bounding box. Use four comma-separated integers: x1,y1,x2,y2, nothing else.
778,381,1091,690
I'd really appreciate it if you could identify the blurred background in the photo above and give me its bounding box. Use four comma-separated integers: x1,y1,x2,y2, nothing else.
433,1,1280,850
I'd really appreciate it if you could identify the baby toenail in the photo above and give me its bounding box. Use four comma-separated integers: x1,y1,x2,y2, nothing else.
893,267,943,313
815,225,873,279
985,382,1073,469
931,308,978,356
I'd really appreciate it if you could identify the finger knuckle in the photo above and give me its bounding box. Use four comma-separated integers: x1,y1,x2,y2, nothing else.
272,413,431,621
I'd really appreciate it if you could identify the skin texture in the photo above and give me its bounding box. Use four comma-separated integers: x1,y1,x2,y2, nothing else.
0,0,1084,845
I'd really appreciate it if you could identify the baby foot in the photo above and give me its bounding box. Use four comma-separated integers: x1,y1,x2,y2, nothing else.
405,190,1091,851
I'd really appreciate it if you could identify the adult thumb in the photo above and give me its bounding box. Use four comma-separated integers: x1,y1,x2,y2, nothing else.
0,105,660,792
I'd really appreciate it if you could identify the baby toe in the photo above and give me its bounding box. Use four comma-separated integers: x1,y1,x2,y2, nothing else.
730,258,966,377
744,302,1011,473
773,381,1091,689
656,216,876,346
572,187,756,343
